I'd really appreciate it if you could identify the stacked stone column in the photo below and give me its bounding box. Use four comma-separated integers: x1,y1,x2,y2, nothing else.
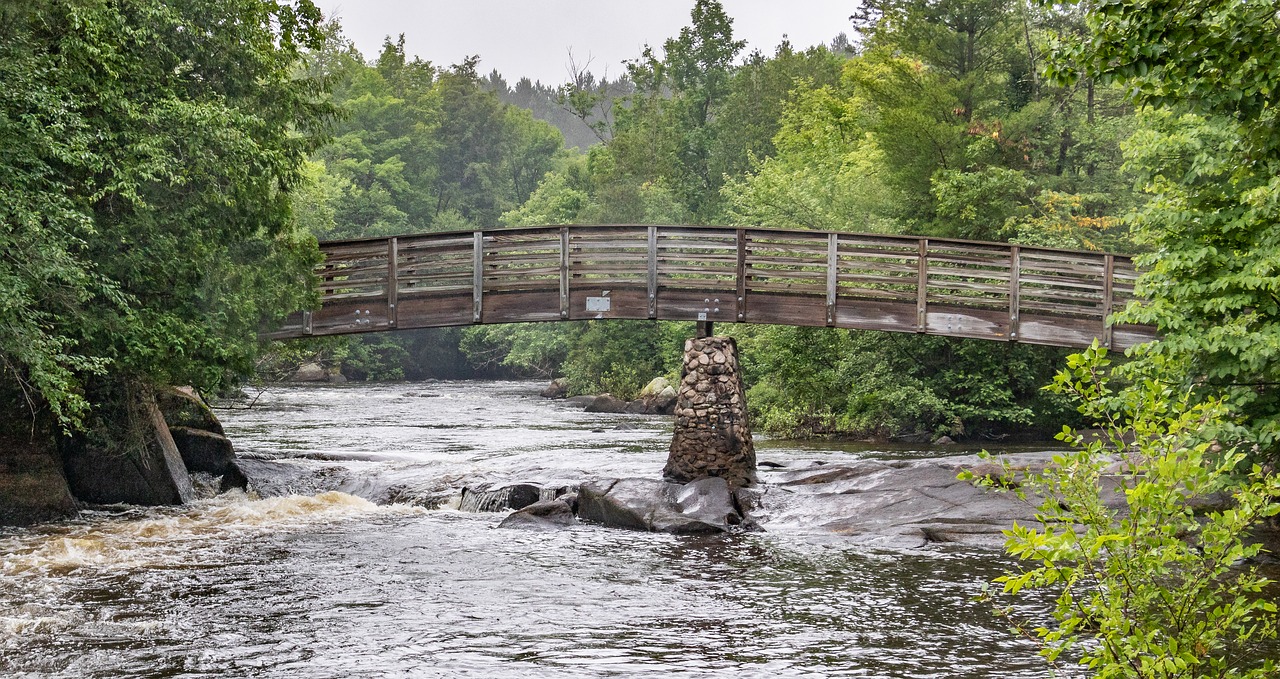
663,336,756,488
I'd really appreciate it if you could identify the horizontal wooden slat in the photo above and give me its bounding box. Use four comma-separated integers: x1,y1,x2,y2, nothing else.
265,225,1157,350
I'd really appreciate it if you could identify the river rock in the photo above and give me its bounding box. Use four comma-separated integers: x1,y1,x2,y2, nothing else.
498,498,577,530
156,387,225,436
0,433,77,525
168,426,248,492
584,393,627,414
540,378,569,399
638,377,671,397
61,394,194,506
563,395,596,408
577,477,742,534
290,362,327,382
459,483,543,512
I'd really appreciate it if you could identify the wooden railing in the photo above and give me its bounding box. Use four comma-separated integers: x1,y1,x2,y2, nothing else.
267,225,1156,349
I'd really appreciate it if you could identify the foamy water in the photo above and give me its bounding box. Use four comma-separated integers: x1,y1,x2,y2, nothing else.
0,381,1057,678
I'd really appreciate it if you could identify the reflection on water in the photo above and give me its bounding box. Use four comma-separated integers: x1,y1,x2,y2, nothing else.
1,381,1052,678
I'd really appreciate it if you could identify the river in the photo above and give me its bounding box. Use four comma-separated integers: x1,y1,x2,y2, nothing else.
1,380,1055,678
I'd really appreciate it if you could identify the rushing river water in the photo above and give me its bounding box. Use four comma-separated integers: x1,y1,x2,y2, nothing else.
1,381,1060,678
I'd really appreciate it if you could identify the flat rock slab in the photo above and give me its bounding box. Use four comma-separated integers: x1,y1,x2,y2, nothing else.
753,453,1061,549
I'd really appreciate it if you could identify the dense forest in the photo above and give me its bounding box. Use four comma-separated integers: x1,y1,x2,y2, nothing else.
3,0,1277,450
266,0,1148,442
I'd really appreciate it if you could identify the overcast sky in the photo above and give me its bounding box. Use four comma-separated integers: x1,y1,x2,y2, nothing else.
323,1,857,85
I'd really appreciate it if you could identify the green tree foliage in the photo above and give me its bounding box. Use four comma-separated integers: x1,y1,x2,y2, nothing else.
740,326,1074,439
969,344,1280,677
302,34,567,239
0,0,331,427
722,80,897,231
1044,1,1280,456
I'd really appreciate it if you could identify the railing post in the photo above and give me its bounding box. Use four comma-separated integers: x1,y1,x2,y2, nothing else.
647,226,658,319
472,231,484,323
387,237,398,328
736,228,747,322
916,239,928,332
826,233,838,326
559,226,570,319
1008,245,1020,341
1102,254,1115,348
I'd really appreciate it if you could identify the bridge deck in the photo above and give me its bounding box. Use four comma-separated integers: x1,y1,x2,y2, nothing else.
268,225,1156,349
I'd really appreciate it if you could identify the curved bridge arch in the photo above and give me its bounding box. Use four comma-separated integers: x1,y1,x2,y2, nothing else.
269,225,1156,350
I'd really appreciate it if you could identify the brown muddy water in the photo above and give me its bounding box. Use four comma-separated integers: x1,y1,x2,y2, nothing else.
1,381,1063,678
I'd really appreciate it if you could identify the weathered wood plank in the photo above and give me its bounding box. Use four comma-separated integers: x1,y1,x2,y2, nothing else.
265,225,1157,349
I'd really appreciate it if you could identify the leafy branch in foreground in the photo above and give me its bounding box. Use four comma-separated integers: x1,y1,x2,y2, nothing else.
963,343,1280,678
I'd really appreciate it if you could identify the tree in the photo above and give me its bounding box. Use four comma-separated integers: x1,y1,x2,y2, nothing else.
969,344,1280,677
1045,0,1280,456
0,0,332,427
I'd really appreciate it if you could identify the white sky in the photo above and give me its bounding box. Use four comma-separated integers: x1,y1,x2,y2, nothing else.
323,1,858,85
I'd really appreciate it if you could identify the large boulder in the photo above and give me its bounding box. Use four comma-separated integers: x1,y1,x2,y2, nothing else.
167,426,248,492
61,395,194,506
638,377,670,397
458,483,544,512
540,378,569,399
584,393,628,414
577,477,743,534
498,498,577,530
156,387,224,436
0,434,77,525
290,362,327,382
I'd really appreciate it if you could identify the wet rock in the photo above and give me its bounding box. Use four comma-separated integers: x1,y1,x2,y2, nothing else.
584,394,627,414
156,387,225,436
290,362,327,382
564,395,597,408
61,395,194,506
168,426,248,492
540,378,569,399
933,435,955,445
749,453,1064,549
576,477,744,534
498,498,577,530
459,483,543,512
0,434,77,526
650,477,741,534
613,422,637,431
327,373,348,384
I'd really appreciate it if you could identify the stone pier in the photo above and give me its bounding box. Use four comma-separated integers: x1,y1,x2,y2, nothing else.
663,336,756,488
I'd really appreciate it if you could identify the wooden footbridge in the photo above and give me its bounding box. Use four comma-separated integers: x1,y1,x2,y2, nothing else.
268,225,1156,349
